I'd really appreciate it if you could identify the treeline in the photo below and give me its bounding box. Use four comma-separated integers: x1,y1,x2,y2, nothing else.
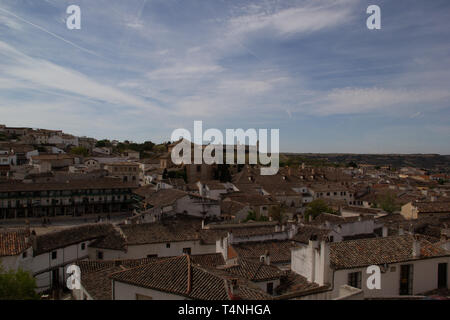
95,140,170,158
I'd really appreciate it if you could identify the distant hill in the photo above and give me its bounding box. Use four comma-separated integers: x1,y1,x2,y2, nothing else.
280,153,450,172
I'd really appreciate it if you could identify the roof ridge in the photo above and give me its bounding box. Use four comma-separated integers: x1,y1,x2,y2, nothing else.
186,254,192,294
108,255,184,278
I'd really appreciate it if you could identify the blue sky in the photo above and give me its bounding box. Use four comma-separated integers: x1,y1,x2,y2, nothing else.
0,0,449,154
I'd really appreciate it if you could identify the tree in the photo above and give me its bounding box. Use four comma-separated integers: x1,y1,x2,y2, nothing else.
377,192,399,214
347,161,358,168
95,139,112,148
269,206,286,224
70,146,89,157
0,266,39,300
243,210,268,222
244,210,257,222
305,199,335,222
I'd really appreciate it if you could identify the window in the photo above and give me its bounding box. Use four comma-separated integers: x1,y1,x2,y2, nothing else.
438,263,447,289
348,271,362,289
22,251,27,258
266,282,274,295
166,243,171,248
182,248,191,255
81,243,86,250
97,251,104,260
147,254,158,258
51,251,57,260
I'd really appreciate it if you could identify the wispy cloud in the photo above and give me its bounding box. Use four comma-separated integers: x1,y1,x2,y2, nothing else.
227,0,357,38
0,41,162,112
0,6,100,57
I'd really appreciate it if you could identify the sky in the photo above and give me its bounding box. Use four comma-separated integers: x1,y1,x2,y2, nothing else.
0,0,449,154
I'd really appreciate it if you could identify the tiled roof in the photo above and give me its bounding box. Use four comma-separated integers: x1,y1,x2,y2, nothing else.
190,253,225,268
223,192,277,206
89,230,126,251
110,255,271,300
81,266,121,300
145,188,188,207
119,218,203,245
220,200,248,216
341,206,382,215
292,225,331,244
0,179,137,192
221,258,285,282
230,240,296,264
414,201,450,214
133,185,157,199
77,257,160,273
77,257,162,300
311,212,373,225
275,271,323,296
0,229,30,257
34,224,115,255
330,234,450,270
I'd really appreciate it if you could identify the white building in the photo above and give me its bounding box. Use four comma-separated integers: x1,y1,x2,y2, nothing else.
291,234,450,299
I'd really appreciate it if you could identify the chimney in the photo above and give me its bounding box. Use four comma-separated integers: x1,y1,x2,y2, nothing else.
412,236,421,258
288,224,298,239
229,279,241,299
382,226,388,238
30,230,37,250
260,250,271,265
227,231,234,244
308,238,317,283
318,240,330,286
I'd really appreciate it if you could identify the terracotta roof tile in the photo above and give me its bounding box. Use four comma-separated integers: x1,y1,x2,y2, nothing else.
0,229,30,257
330,234,450,270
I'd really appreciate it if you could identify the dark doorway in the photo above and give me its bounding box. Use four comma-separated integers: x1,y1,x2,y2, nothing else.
52,269,60,289
400,264,413,295
438,263,447,289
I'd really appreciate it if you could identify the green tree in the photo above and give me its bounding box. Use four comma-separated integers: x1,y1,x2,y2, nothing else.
269,206,286,224
70,146,89,157
377,192,399,214
0,266,39,300
243,210,269,222
244,210,257,222
305,199,335,222
95,139,112,148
